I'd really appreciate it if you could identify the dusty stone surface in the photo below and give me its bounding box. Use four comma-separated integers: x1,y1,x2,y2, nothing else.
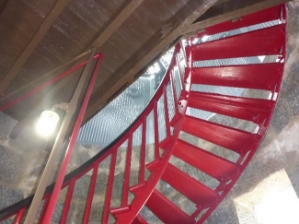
0,185,23,210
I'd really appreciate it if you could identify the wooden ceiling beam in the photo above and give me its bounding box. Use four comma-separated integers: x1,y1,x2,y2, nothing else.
183,0,292,35
85,0,219,120
1,0,144,127
85,0,291,122
0,0,71,96
0,0,144,109
90,0,144,48
0,0,9,15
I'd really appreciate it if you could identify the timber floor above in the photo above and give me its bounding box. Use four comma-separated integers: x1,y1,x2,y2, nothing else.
0,0,291,122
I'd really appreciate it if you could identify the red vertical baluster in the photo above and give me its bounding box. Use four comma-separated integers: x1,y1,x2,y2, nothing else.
13,208,26,224
83,163,99,224
153,102,160,159
122,134,133,207
170,69,179,113
60,180,75,224
42,56,102,223
176,54,184,90
139,118,146,184
163,85,171,137
102,149,117,224
38,197,50,224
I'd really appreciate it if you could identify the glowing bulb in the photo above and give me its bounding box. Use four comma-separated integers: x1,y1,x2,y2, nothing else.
36,110,59,137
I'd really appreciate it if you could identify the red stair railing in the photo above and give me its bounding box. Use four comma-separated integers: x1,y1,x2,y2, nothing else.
0,4,287,224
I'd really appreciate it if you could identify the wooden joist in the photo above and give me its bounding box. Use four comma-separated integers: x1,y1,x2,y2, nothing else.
0,0,71,96
85,0,291,122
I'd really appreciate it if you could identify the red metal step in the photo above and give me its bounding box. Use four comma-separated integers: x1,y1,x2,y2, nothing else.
0,5,287,224
189,25,285,61
196,5,283,38
191,63,284,91
181,115,259,155
188,91,274,125
132,215,148,224
148,163,218,205
173,139,239,181
146,189,195,224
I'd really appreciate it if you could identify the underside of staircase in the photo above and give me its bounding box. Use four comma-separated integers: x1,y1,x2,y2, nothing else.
0,4,287,224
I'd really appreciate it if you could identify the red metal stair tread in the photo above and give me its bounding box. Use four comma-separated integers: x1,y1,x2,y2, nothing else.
188,91,274,125
173,139,239,181
196,5,283,38
146,189,195,224
191,63,284,91
188,25,285,61
148,163,218,205
181,115,259,155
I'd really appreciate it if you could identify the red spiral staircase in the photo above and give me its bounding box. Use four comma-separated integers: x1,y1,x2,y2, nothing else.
0,4,287,224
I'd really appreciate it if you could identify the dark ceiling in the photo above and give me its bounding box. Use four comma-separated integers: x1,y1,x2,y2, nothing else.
0,0,290,130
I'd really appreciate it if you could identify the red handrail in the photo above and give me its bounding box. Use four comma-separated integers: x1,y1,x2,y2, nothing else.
0,4,287,223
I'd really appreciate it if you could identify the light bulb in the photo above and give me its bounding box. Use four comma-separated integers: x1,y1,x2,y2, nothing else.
36,110,60,137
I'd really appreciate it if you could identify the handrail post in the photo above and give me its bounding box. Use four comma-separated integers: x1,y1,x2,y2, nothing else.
24,49,101,224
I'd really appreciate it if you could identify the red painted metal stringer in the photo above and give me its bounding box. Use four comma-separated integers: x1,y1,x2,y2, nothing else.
0,4,287,224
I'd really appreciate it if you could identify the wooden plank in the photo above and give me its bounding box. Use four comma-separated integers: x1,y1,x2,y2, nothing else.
85,0,219,120
0,0,9,15
0,0,71,96
2,0,143,122
183,0,291,35
90,0,145,48
84,0,291,123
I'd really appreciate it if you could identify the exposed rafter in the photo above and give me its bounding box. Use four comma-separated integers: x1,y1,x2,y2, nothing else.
85,0,219,120
0,0,9,15
183,0,292,35
2,0,145,135
84,0,292,122
0,0,71,96
0,0,144,105
86,0,291,122
90,0,144,48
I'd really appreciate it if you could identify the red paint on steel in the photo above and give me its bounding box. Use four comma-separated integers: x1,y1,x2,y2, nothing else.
153,101,160,159
188,91,275,126
122,133,133,207
191,63,284,91
38,196,50,223
13,209,25,224
173,139,239,181
83,163,99,224
149,163,218,205
60,180,75,224
0,54,101,113
163,85,171,137
182,115,259,155
139,118,146,184
42,55,103,223
0,4,288,224
196,6,283,38
102,150,117,223
146,190,194,224
190,25,285,61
